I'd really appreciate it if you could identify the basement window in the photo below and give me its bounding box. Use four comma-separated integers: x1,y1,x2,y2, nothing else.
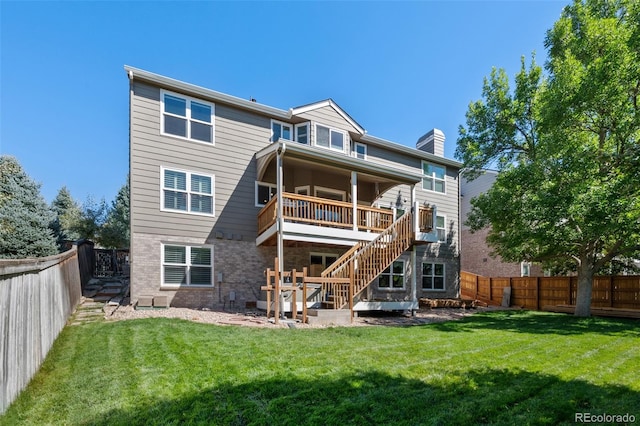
378,260,405,289
162,244,213,287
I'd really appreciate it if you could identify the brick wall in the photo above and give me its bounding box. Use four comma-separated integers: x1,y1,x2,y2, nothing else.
132,232,460,309
461,228,544,277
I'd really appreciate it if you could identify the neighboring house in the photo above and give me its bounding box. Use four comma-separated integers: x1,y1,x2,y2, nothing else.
125,66,462,313
460,171,544,277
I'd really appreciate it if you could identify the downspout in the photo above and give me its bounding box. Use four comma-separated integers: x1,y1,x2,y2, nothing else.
127,69,135,303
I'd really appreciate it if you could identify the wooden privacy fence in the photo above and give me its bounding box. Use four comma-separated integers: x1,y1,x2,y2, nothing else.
460,271,640,310
0,247,82,414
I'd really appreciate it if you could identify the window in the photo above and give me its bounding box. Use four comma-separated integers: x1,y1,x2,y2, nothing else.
162,244,213,287
295,123,309,144
354,142,367,160
272,120,292,142
161,90,214,143
314,186,346,202
315,124,345,152
255,181,277,207
422,161,446,193
521,262,531,277
310,253,339,276
295,186,310,196
436,215,446,242
422,263,445,291
162,167,214,215
379,260,404,289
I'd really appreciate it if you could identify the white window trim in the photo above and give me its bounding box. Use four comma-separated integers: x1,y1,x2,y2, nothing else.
294,123,310,145
421,262,446,291
314,123,347,153
161,243,214,288
255,181,278,207
378,260,405,290
271,119,293,142
436,214,446,242
421,160,446,194
160,89,215,145
295,185,310,196
160,166,215,217
354,142,367,160
521,262,531,277
314,186,346,202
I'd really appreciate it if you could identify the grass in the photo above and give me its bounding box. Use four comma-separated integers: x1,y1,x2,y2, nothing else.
2,310,639,425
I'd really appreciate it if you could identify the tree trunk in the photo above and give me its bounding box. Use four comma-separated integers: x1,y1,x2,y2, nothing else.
574,260,594,317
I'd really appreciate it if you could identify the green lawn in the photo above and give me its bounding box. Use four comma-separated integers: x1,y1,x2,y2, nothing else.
2,311,639,426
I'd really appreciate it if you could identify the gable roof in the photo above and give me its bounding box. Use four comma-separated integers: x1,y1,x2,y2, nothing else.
290,99,365,135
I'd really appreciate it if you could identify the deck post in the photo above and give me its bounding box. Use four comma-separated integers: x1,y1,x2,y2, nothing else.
302,267,308,324
274,258,280,324
351,171,358,231
349,260,354,323
266,268,271,318
411,245,417,315
291,269,297,320
276,143,285,323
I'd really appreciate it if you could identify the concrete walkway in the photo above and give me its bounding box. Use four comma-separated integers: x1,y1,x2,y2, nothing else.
68,276,130,326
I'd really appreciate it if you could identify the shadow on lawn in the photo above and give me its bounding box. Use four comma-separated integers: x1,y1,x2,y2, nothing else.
428,310,640,336
88,368,638,426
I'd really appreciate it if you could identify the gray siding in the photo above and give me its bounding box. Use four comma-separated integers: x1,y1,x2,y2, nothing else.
297,105,360,155
460,171,497,230
130,81,273,242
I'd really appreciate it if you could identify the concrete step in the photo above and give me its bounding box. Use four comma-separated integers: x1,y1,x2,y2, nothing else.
306,308,352,326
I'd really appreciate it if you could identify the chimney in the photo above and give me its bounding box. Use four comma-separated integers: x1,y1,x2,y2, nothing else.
416,128,445,157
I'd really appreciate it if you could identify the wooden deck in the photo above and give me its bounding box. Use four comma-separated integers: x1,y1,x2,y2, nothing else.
258,192,433,236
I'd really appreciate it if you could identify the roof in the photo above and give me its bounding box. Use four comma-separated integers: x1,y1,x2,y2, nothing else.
290,99,365,135
125,65,463,170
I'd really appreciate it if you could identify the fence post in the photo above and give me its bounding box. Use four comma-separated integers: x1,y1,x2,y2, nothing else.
489,278,493,304
568,278,572,305
609,276,614,308
475,274,479,299
536,277,540,311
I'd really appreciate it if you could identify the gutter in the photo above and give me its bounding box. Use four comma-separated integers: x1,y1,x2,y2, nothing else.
124,65,291,121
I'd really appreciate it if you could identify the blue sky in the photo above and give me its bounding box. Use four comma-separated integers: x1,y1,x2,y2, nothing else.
1,1,566,205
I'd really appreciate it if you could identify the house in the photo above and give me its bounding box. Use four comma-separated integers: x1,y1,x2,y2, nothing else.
460,170,544,277
125,66,462,315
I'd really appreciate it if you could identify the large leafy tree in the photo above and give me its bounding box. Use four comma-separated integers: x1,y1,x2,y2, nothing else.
457,0,640,317
50,186,82,250
100,177,130,249
0,156,58,259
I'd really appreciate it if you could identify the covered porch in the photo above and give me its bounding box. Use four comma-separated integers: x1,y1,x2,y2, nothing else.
255,141,436,247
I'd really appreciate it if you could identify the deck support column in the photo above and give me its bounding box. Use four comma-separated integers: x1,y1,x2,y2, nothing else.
411,246,417,316
275,143,285,324
351,171,358,231
411,184,417,315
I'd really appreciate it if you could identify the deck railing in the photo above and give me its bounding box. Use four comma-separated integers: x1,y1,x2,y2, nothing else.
257,192,395,235
321,212,416,309
418,206,434,232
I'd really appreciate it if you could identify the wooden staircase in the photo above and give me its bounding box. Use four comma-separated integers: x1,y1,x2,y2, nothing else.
319,212,415,310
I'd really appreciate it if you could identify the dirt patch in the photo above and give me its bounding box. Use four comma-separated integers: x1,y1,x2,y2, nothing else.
104,300,492,328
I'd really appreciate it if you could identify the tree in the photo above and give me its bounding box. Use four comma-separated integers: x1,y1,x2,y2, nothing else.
100,177,130,249
50,186,82,250
73,196,108,243
0,156,57,259
457,0,640,317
